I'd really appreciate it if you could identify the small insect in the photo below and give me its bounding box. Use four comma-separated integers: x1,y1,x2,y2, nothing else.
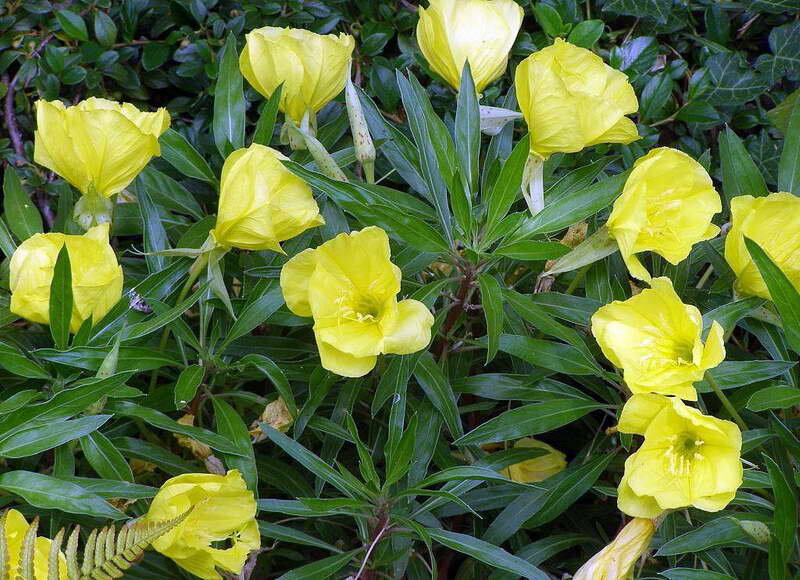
128,291,152,313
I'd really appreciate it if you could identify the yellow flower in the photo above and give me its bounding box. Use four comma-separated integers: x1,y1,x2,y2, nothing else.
617,394,742,518
515,38,639,159
210,144,324,252
416,0,523,92
499,438,567,483
591,277,725,401
144,470,260,580
280,227,434,377
3,509,68,580
9,223,123,333
240,26,355,123
606,147,721,281
724,192,800,299
34,97,170,198
573,518,655,580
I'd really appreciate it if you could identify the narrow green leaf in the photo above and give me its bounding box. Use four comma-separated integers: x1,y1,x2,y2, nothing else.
252,83,283,147
454,399,604,446
80,430,135,482
213,398,258,490
764,454,797,566
276,551,355,580
258,522,341,553
455,62,480,195
0,415,110,458
159,129,218,185
174,365,204,409
0,341,51,379
718,126,768,203
240,354,297,417
223,285,284,348
3,166,43,242
137,188,168,273
495,240,570,261
498,334,602,376
413,353,463,438
48,245,73,350
777,94,800,195
656,517,747,556
213,32,245,156
484,135,530,232
744,237,800,353
477,274,504,364
747,385,800,411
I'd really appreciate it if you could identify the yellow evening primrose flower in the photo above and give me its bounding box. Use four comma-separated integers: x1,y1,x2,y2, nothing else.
591,277,725,401
606,147,721,281
9,223,123,333
725,192,800,299
210,144,324,252
4,509,68,580
500,438,567,483
34,97,170,198
280,227,434,377
515,38,639,159
416,0,524,93
144,470,260,580
617,394,743,518
240,26,355,124
573,517,655,580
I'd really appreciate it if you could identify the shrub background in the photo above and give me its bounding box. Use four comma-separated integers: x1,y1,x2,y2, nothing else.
1,1,799,579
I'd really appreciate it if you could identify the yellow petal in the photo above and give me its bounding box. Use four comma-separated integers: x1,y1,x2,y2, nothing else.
617,393,671,434
383,299,435,355
617,455,664,518
280,248,318,317
725,192,800,299
503,438,567,483
315,331,378,377
573,518,655,580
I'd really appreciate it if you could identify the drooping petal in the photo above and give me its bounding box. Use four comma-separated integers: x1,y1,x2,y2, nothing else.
280,248,318,317
315,331,378,377
383,299,435,355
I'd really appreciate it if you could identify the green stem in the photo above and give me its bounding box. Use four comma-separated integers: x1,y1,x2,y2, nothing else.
705,372,747,431
565,264,591,295
148,253,209,392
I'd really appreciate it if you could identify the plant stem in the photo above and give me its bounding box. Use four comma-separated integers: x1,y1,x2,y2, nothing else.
704,372,747,431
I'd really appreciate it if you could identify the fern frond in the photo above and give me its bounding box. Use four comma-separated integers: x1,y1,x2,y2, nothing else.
65,527,80,580
0,511,8,580
47,528,64,580
16,516,38,580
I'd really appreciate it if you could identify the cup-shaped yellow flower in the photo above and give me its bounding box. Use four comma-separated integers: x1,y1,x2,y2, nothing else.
10,224,123,333
280,227,434,377
34,97,170,198
617,394,742,518
500,438,567,483
515,38,639,159
240,26,355,124
144,470,260,580
4,509,68,580
573,517,655,580
606,147,721,281
416,0,523,93
210,144,324,252
725,192,800,299
591,277,725,401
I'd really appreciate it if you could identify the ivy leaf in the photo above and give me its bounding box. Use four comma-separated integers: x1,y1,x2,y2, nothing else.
756,22,800,84
704,52,769,106
603,0,672,23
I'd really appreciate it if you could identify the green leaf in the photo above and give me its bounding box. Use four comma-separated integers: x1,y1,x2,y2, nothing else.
56,9,88,41
0,414,110,458
252,83,283,147
657,517,747,555
744,237,800,353
213,398,258,490
484,135,530,233
454,399,604,446
137,167,203,220
503,290,587,349
603,0,671,22
0,341,51,379
498,334,602,376
718,127,768,203
223,285,284,349
137,188,169,273
174,365,204,409
261,425,371,500
93,10,117,47
48,245,73,350
240,354,297,417
413,353,463,438
80,430,135,482
495,240,570,261
0,471,126,519
477,274,503,364
159,129,218,185
705,52,769,106
747,385,800,411
698,360,796,392
455,62,480,196
660,570,736,580
568,20,605,48
356,204,449,253
3,166,43,242
702,296,765,334
756,22,800,84
213,32,245,156
765,454,797,566
276,551,355,580
533,3,565,36
258,522,341,553
416,466,529,489
113,436,198,476
777,89,800,195
426,529,548,580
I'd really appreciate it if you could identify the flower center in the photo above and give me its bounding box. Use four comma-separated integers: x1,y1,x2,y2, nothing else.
674,343,695,366
335,293,382,324
663,432,704,476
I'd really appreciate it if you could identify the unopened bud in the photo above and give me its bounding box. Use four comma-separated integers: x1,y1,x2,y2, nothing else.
73,190,114,231
345,77,376,183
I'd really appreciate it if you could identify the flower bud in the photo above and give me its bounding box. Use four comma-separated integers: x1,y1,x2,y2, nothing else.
417,0,523,92
34,97,170,198
210,144,324,252
573,518,655,580
10,223,123,333
240,27,354,125
345,76,376,183
515,39,639,159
